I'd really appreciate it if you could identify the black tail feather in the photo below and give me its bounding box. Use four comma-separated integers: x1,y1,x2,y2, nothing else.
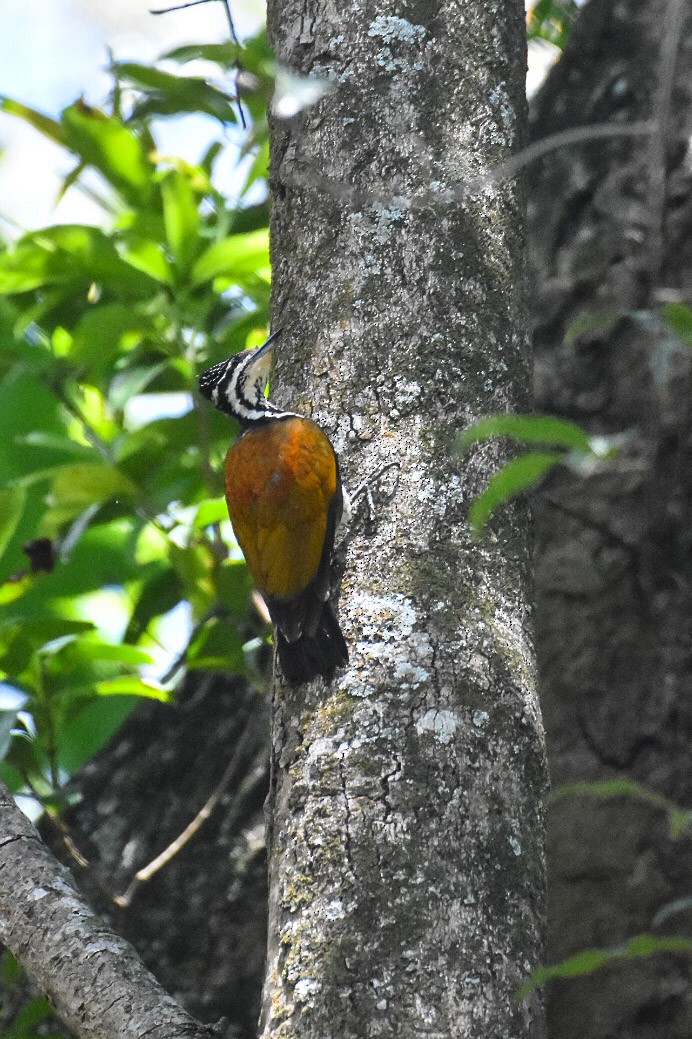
275,601,348,685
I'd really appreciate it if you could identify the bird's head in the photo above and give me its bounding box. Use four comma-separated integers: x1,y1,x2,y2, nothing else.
198,329,285,423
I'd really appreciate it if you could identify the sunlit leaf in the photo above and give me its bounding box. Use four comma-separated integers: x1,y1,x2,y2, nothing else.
191,228,270,287
95,676,170,700
125,567,184,642
160,168,201,275
70,302,154,370
469,452,562,537
0,97,65,144
71,641,154,665
108,362,168,411
193,497,228,527
0,225,154,296
117,238,173,284
527,0,580,49
61,100,154,204
14,433,93,459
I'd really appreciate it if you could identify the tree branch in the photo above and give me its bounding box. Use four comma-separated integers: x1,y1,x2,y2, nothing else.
0,782,219,1039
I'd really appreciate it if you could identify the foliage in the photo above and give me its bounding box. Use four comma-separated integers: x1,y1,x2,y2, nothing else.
458,413,619,538
520,934,692,997
0,30,281,810
527,0,580,50
460,299,692,538
550,777,692,839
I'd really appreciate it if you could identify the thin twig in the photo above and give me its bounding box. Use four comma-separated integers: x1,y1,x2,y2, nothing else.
150,0,217,14
150,0,247,129
113,714,261,907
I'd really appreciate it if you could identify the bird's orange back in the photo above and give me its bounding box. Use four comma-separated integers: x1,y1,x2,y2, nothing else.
224,416,338,602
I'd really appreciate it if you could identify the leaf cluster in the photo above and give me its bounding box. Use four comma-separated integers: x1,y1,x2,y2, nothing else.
0,30,277,809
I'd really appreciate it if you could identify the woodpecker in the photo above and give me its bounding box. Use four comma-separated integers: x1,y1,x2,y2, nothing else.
198,330,349,684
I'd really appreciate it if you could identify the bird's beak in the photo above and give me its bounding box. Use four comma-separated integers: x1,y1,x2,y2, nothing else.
252,327,282,362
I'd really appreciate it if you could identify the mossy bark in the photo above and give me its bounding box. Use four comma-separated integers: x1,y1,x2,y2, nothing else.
262,3,547,1037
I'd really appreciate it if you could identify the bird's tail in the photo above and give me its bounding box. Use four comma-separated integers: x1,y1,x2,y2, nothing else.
275,602,348,685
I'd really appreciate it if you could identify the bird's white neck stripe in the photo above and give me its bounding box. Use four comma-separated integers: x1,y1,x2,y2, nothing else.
223,364,297,422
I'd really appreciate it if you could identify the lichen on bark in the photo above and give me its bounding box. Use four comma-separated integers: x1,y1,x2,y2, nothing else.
262,2,547,1037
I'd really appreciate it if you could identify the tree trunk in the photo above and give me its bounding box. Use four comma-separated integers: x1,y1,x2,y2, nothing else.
261,3,547,1037
527,1,692,1036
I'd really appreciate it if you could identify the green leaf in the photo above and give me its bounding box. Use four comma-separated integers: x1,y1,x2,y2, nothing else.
526,0,580,48
241,138,270,197
469,452,562,537
550,778,692,839
95,676,170,700
70,303,153,370
215,560,253,620
0,619,96,676
160,168,201,275
520,934,692,996
162,42,241,65
193,497,228,527
0,225,154,296
185,616,246,672
61,101,154,204
563,309,621,345
0,485,26,561
14,433,94,459
108,362,168,411
660,302,692,347
56,695,140,773
118,239,172,284
458,414,591,453
0,97,65,144
125,567,184,642
115,62,239,123
6,993,55,1035
49,463,138,513
73,641,154,665
191,228,270,287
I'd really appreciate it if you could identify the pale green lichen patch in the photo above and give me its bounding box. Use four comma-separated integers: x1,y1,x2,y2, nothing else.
367,14,428,74
415,708,459,744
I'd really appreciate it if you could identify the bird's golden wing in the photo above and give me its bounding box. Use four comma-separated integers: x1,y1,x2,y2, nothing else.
224,417,338,602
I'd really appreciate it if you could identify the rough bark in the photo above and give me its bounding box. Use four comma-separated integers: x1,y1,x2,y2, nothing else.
262,3,547,1038
7,672,270,1039
527,1,692,1036
0,779,218,1039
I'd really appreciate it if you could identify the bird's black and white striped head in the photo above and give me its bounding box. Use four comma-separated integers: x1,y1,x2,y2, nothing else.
198,329,296,423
